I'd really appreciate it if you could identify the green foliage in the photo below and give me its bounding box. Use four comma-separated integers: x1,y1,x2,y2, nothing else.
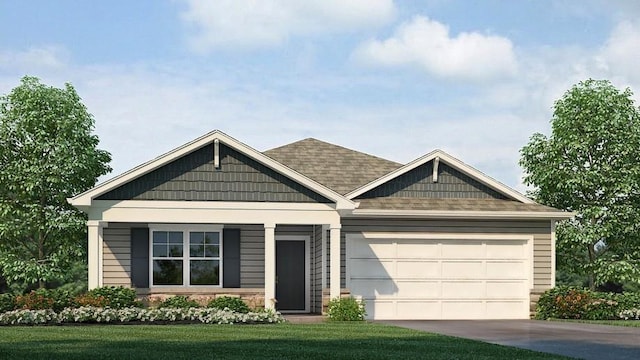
14,288,72,311
326,297,366,321
207,296,250,313
0,76,112,288
520,79,640,289
158,295,200,309
87,286,141,309
536,286,640,320
0,293,15,312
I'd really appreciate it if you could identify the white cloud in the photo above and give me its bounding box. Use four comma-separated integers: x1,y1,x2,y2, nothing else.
0,46,69,71
600,20,640,83
180,0,396,51
352,16,518,81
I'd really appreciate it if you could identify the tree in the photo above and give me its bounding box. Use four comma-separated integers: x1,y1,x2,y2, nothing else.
0,76,111,288
520,79,640,290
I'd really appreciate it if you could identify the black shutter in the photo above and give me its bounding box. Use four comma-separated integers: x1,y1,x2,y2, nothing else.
223,228,241,288
130,228,150,288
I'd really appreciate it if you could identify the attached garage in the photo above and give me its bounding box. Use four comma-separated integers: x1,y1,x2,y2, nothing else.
346,232,533,320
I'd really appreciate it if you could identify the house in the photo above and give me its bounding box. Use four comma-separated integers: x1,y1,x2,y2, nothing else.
68,130,572,320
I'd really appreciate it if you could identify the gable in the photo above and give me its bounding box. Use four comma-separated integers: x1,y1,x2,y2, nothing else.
355,161,508,200
97,142,332,203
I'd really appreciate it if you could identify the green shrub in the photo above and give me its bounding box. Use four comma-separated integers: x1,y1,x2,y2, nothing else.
207,296,250,313
0,294,15,313
158,295,200,309
87,286,141,309
327,297,366,321
536,286,640,320
14,289,71,311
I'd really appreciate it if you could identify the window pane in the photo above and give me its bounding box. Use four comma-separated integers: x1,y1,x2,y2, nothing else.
153,260,183,285
169,244,183,257
153,245,167,258
190,232,204,245
190,260,219,285
204,245,220,257
153,231,167,244
169,231,183,244
204,232,219,245
190,244,204,257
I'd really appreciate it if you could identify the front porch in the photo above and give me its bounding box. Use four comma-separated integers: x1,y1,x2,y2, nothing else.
88,201,345,313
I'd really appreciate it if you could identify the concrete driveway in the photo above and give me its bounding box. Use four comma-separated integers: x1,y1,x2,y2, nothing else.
380,320,640,360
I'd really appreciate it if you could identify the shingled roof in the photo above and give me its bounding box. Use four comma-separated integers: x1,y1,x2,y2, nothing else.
264,138,402,195
356,197,561,212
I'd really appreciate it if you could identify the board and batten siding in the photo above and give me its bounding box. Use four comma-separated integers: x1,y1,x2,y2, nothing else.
339,218,553,292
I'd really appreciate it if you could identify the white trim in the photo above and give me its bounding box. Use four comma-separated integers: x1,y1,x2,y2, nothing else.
264,224,276,309
148,224,224,288
550,220,557,288
276,235,311,313
345,149,534,204
433,156,440,183
213,138,220,168
347,209,574,220
329,226,341,300
68,130,355,210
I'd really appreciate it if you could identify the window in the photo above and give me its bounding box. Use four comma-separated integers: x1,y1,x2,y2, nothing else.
150,226,222,286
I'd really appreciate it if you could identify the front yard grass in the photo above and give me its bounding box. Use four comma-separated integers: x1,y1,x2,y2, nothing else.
0,322,567,359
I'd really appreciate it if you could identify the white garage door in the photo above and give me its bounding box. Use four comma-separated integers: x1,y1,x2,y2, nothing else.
347,233,532,320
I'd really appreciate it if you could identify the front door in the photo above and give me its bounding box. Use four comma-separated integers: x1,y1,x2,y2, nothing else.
275,238,307,312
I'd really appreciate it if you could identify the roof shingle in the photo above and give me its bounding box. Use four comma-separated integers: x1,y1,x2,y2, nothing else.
264,138,401,195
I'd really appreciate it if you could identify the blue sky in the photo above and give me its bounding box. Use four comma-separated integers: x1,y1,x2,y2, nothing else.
2,0,639,191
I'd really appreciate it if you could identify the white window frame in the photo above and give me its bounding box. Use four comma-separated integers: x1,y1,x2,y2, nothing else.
149,224,224,287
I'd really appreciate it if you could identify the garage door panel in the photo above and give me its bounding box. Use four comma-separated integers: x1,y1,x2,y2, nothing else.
349,259,394,278
350,240,395,258
396,301,440,319
396,260,439,278
485,241,526,258
442,301,484,319
396,281,439,298
486,261,526,279
442,281,484,298
486,281,527,298
365,300,395,319
486,301,527,319
396,240,439,258
441,261,483,278
350,279,397,297
441,241,482,258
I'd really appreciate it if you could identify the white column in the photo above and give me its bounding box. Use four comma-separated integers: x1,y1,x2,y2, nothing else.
87,221,102,290
550,220,556,288
264,223,276,309
329,224,341,299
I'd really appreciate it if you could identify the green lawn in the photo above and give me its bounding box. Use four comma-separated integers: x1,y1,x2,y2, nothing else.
0,322,567,360
554,319,640,327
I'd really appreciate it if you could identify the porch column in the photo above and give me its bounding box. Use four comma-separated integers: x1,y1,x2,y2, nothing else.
264,223,276,309
87,221,105,290
329,224,341,299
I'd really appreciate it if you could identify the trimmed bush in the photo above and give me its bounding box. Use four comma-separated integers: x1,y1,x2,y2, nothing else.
536,286,640,320
158,295,200,309
15,289,71,311
87,286,141,309
208,296,250,313
327,297,366,321
0,294,15,313
73,293,109,308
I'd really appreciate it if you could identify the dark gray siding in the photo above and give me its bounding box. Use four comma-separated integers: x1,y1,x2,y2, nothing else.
356,162,508,200
97,143,332,203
